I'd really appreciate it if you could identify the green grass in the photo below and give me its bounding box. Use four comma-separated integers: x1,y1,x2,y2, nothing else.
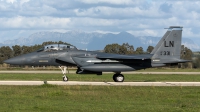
0,85,200,112
0,73,200,82
0,72,200,111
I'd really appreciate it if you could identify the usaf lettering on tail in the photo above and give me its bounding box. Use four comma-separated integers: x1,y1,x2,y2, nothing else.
164,41,174,47
4,26,191,82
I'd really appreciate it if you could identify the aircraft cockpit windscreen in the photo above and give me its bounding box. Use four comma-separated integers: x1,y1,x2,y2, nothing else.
36,47,44,52
37,44,77,52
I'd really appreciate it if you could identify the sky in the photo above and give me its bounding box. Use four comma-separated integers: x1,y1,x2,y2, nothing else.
0,0,200,42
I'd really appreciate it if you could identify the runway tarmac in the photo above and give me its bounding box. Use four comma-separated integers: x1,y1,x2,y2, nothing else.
0,81,200,86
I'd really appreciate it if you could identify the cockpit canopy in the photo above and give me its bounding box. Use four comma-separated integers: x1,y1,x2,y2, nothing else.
37,44,77,52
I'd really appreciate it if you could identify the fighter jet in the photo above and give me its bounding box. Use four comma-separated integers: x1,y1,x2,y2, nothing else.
4,26,190,82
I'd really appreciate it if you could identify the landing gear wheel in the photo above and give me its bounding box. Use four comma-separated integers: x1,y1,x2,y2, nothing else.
63,75,68,82
113,74,117,82
113,74,124,82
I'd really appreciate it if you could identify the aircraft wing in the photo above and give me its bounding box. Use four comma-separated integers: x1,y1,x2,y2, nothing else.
96,54,152,60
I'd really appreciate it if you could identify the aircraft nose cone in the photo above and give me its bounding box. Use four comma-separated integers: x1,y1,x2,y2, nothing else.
4,56,24,65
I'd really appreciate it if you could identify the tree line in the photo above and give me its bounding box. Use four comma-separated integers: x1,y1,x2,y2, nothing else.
104,43,154,54
0,41,198,68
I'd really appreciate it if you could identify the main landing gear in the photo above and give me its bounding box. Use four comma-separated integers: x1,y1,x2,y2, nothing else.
59,66,69,81
113,73,124,82
59,66,124,82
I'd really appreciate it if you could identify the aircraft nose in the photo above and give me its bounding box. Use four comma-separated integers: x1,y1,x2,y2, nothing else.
4,56,24,65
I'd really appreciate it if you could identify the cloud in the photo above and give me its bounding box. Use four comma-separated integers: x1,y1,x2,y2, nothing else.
0,16,71,29
0,0,200,41
73,6,164,19
5,0,16,4
20,0,29,5
77,0,136,5
159,2,172,13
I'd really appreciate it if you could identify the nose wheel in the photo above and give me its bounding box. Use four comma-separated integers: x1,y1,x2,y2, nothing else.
113,74,124,82
63,75,68,81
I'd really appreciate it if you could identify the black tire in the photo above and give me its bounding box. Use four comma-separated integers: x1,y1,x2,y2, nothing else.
63,76,68,82
113,74,117,82
113,74,124,82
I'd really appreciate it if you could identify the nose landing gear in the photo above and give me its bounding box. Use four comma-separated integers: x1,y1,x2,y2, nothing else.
59,66,69,81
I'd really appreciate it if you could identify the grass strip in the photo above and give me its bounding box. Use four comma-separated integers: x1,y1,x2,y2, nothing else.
0,85,200,112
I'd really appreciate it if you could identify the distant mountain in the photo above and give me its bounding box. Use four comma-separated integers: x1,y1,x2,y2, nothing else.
0,43,4,47
2,31,200,51
3,31,103,49
87,32,142,50
181,38,200,50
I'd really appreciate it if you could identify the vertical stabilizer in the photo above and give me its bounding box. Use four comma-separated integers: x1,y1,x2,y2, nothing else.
151,26,183,60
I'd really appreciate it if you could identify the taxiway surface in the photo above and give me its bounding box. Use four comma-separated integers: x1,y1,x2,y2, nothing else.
1,71,200,86
0,81,200,86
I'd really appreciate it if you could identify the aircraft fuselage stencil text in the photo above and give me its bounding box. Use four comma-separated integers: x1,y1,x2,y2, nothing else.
164,41,174,47
160,51,170,56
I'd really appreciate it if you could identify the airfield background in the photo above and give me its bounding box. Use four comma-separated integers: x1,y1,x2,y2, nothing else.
0,41,198,69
